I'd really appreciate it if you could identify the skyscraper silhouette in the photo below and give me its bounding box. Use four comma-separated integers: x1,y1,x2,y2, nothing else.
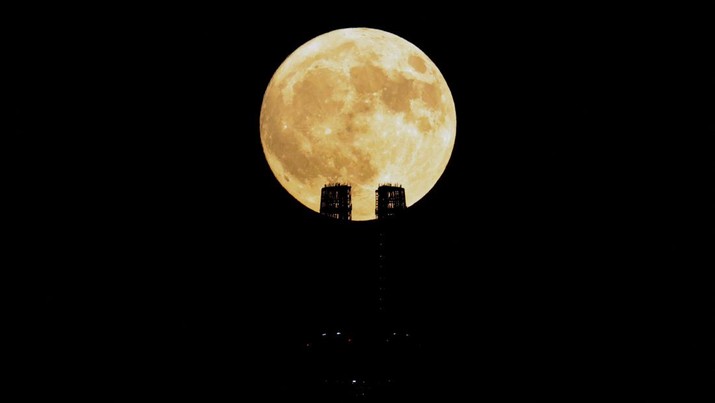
304,183,418,400
375,184,406,313
319,183,352,220
375,184,406,219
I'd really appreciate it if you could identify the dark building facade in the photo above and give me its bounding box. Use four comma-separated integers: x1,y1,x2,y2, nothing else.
375,184,406,219
303,183,419,399
375,184,406,313
320,183,352,221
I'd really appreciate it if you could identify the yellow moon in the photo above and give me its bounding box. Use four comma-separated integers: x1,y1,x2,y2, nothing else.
260,28,456,220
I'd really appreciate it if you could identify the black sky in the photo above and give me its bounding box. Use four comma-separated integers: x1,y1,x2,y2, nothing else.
15,5,712,402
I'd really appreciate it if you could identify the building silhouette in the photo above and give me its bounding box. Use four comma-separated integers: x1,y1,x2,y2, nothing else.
304,183,418,399
375,184,406,219
320,183,352,221
375,184,406,313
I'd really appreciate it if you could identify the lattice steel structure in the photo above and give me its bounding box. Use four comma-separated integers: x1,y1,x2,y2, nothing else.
319,183,352,220
375,184,406,219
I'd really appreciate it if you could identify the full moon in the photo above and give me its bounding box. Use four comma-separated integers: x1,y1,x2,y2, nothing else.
260,28,456,220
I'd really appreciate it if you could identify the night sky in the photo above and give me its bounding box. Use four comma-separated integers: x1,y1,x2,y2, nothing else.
16,5,711,402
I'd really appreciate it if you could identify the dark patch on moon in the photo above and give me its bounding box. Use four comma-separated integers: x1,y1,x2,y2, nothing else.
409,55,427,73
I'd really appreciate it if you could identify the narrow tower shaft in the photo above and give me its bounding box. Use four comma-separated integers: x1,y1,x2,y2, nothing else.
375,184,406,312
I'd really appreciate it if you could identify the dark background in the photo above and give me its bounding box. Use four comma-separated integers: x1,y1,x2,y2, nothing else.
14,5,711,401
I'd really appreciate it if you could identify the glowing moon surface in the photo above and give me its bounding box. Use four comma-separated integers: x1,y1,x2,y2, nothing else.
260,28,456,220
